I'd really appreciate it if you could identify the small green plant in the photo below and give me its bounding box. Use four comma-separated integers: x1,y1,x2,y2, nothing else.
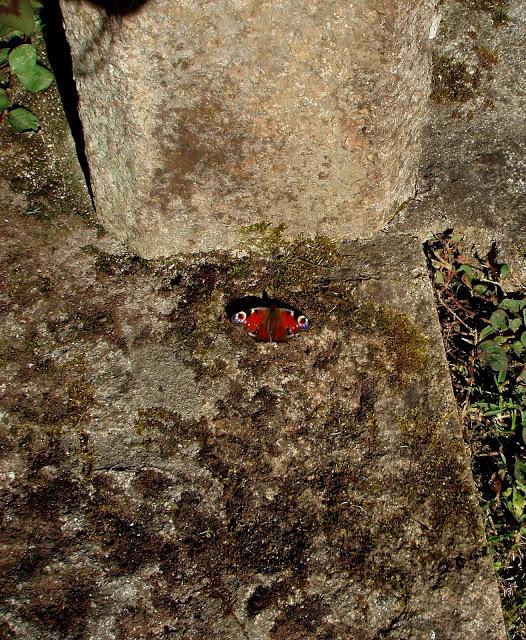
426,231,526,639
0,0,54,132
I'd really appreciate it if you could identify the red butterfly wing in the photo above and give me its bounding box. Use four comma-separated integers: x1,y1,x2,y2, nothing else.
244,308,271,342
270,308,303,342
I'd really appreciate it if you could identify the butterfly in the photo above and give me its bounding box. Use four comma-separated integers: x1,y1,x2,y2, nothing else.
225,292,311,342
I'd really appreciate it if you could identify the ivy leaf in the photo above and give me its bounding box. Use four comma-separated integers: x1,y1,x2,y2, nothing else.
8,43,53,91
479,325,495,342
479,341,509,372
17,63,53,91
515,458,526,490
0,47,8,65
500,264,511,279
510,317,523,333
489,309,508,331
458,264,476,285
511,487,525,519
8,43,37,73
473,284,488,295
499,299,526,314
512,340,524,356
0,86,8,110
7,106,38,131
521,331,526,348
0,0,35,36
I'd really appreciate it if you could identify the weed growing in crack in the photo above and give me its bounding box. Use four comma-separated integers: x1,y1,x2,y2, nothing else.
425,230,526,639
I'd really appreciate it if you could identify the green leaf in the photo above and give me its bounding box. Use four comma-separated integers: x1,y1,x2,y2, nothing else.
16,63,53,91
479,325,495,342
458,264,476,284
500,264,511,279
515,458,526,489
512,340,524,356
510,317,523,332
0,47,8,65
433,270,445,285
8,43,37,74
8,44,53,92
511,487,525,519
499,298,525,314
489,309,508,331
0,24,20,39
473,284,488,295
0,86,8,110
521,331,526,347
478,341,509,372
0,0,35,36
7,106,38,131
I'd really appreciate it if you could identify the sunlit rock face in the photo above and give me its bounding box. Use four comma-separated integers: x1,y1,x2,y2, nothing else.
59,0,438,256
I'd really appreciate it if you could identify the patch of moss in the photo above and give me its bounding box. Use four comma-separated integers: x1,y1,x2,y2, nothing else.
474,45,500,68
458,0,509,25
270,595,331,638
134,407,202,459
397,410,446,449
91,248,149,279
238,222,288,256
19,571,96,637
396,411,477,545
350,300,430,385
431,54,481,104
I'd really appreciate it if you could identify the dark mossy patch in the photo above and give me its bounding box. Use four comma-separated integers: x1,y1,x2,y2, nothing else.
431,54,481,103
133,467,173,496
246,581,291,617
271,596,331,638
345,298,431,385
19,570,96,637
396,411,479,550
88,246,150,279
474,45,500,68
134,408,203,458
458,0,509,25
1,356,95,430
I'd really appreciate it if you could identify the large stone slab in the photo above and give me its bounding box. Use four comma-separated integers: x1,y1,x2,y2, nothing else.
59,0,438,256
0,187,506,637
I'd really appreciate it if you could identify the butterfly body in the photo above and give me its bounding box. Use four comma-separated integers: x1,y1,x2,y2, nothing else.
226,293,310,343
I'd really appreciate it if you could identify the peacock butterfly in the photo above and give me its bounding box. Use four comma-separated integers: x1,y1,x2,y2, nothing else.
225,292,311,342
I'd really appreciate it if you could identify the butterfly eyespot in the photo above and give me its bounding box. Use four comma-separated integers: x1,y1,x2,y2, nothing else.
297,315,310,330
231,311,247,325
285,327,293,336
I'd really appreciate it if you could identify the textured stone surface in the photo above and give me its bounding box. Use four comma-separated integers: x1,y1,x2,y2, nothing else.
59,0,438,256
389,0,526,278
2,0,519,636
0,184,506,637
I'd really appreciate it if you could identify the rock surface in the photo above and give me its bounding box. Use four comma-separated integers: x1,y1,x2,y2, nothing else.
390,0,526,279
59,0,438,256
3,0,523,637
0,193,506,637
